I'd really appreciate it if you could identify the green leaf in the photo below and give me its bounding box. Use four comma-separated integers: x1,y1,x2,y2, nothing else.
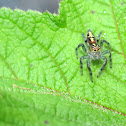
0,0,126,125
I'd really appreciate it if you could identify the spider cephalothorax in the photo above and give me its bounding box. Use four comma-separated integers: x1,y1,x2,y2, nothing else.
75,29,112,82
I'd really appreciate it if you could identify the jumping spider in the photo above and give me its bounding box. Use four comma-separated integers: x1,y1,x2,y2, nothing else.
75,29,112,82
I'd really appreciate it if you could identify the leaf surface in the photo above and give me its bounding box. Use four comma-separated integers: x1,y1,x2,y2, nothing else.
0,0,126,125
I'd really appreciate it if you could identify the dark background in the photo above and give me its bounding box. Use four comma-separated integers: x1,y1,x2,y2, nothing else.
0,0,60,13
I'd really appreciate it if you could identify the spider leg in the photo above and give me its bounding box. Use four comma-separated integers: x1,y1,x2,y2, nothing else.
80,56,93,82
82,33,89,48
102,50,112,68
75,43,87,59
97,31,103,44
80,55,88,75
82,33,87,42
97,56,107,78
87,59,93,82
100,39,111,50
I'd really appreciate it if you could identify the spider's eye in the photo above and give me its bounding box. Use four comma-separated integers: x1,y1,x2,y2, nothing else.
97,48,99,50
94,49,96,51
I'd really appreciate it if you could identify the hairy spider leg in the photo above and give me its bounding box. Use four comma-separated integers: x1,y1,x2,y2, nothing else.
102,50,112,68
82,33,90,49
80,55,88,75
75,43,87,59
75,33,88,59
97,56,107,78
80,56,93,82
100,40,111,50
87,59,93,82
97,31,103,44
82,33,87,42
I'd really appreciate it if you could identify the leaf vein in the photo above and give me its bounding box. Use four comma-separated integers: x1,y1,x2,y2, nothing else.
0,54,18,79
110,0,126,59
0,17,70,94
1,76,126,117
